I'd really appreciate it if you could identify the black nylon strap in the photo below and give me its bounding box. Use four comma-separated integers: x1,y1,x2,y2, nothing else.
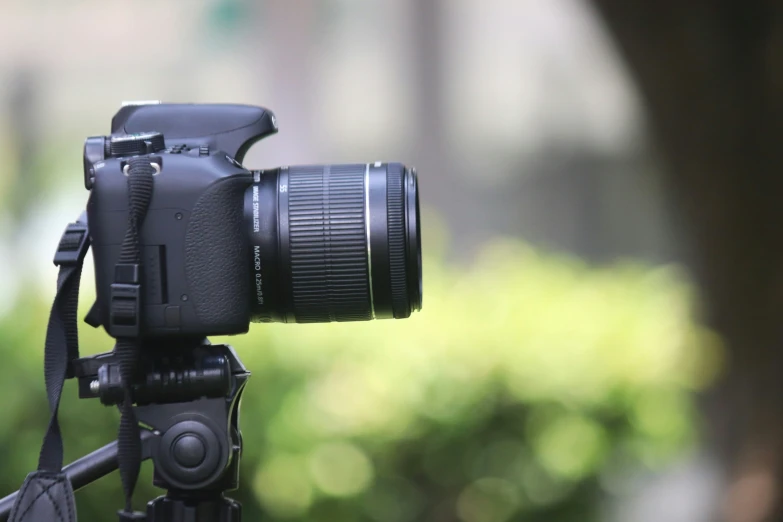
14,219,91,522
114,157,155,514
38,220,89,473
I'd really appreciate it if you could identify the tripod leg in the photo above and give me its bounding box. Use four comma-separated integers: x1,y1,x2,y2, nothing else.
0,430,157,522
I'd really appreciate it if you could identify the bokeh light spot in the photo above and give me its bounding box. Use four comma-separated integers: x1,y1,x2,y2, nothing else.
457,477,520,522
309,441,374,497
253,453,313,518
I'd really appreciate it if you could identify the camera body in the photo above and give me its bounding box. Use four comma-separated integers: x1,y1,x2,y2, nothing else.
86,103,277,338
85,102,422,340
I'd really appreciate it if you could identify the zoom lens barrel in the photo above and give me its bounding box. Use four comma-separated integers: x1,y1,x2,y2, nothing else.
244,163,422,323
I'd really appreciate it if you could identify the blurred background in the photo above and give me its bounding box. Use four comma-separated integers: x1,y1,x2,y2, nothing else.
0,1,779,521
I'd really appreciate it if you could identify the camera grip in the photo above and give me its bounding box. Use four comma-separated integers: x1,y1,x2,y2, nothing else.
184,175,251,333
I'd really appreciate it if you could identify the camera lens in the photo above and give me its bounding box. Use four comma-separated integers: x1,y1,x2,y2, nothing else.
244,163,422,323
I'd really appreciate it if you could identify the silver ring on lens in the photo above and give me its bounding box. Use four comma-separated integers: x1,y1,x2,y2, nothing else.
365,163,376,319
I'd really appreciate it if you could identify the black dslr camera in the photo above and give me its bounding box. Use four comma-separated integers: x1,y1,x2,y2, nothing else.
85,102,422,338
0,102,422,522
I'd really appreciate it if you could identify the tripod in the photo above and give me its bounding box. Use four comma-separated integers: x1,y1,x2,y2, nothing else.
0,341,249,522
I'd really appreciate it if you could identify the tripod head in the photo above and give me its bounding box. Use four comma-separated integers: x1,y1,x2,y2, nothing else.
78,340,249,494
0,341,250,522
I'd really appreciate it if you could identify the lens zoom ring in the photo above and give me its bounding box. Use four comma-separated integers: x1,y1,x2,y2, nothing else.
387,164,409,318
287,165,372,322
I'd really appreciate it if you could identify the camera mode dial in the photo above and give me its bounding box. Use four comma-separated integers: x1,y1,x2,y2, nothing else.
109,131,165,157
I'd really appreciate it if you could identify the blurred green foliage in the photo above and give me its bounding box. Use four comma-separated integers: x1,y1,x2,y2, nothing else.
0,240,720,522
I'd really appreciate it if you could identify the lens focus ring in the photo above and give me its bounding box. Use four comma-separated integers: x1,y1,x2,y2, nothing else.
386,164,409,318
286,165,373,322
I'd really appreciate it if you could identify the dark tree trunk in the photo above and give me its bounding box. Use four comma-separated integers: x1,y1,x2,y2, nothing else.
592,2,783,521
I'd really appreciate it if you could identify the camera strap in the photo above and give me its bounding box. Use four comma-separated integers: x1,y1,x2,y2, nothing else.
8,216,89,522
112,157,156,517
11,157,156,522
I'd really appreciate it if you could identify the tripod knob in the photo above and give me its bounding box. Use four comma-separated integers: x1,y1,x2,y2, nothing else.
173,435,207,468
156,419,227,489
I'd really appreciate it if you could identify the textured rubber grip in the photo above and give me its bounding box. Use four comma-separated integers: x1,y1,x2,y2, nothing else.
386,164,409,318
185,175,251,334
287,165,373,322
